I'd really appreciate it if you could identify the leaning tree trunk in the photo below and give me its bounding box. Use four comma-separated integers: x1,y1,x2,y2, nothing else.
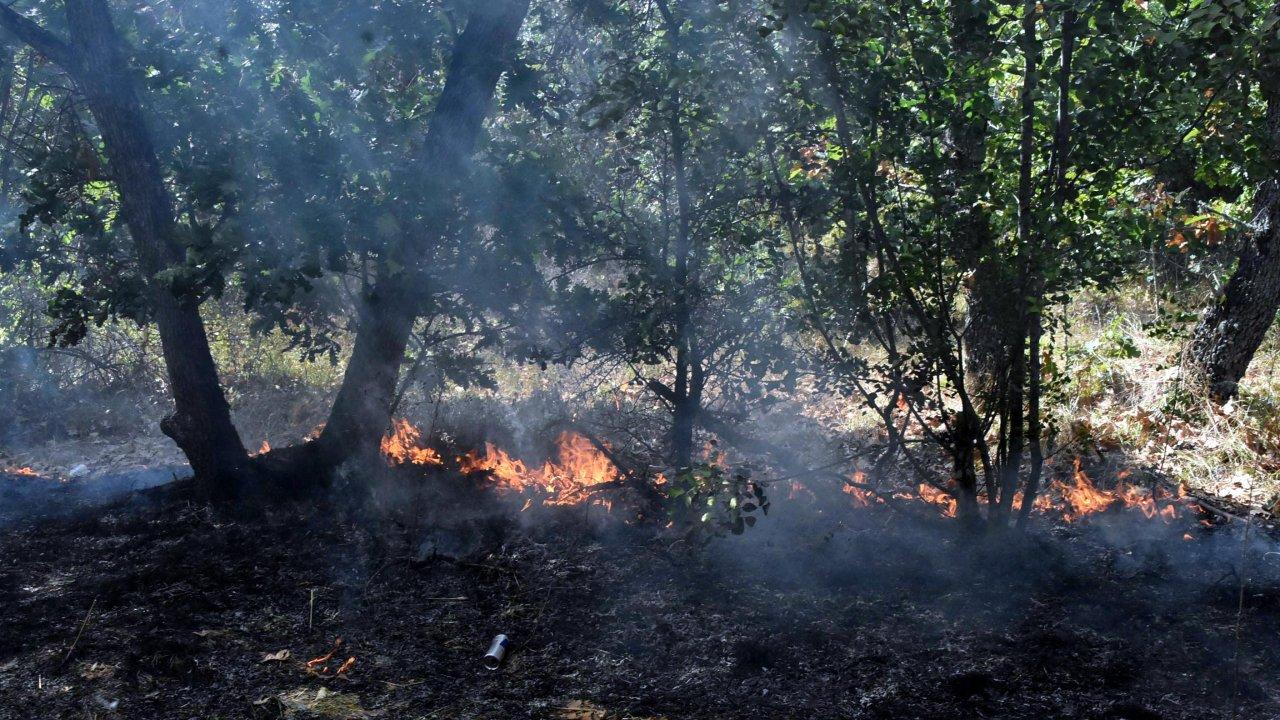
308,276,417,465
306,0,530,469
1184,75,1280,402
0,0,254,498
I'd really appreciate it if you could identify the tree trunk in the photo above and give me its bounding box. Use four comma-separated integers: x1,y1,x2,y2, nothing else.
7,0,255,498
1184,213,1280,400
1184,75,1280,401
308,0,530,467
654,0,704,471
943,0,1015,397
309,276,416,465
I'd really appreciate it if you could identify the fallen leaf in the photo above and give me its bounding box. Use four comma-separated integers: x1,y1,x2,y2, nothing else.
262,650,292,663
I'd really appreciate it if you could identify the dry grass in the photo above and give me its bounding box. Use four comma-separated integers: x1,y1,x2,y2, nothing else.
1054,289,1280,512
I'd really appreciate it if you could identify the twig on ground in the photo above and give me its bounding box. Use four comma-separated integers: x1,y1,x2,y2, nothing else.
60,596,97,668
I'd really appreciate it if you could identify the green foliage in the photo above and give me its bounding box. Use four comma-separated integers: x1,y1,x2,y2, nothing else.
1087,318,1142,360
2,0,1278,526
664,460,770,537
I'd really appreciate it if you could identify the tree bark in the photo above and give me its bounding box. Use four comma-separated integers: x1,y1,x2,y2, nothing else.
306,0,530,467
995,0,1040,518
944,0,1015,398
1184,69,1280,402
0,1,254,498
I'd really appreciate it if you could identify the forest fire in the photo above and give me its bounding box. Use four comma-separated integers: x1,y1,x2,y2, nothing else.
380,418,444,467
840,461,1191,526
1042,459,1183,523
842,470,883,508
458,431,618,510
4,466,39,477
787,480,816,501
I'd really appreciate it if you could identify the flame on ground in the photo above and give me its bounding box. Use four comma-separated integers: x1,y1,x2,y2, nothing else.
917,483,958,518
460,431,617,510
381,418,444,467
306,644,355,677
1046,458,1181,523
843,483,875,508
843,471,879,507
4,466,39,477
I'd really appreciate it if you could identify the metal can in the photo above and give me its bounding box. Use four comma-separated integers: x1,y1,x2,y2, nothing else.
483,634,509,670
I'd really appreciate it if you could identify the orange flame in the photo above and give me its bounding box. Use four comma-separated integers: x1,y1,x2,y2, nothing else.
381,418,444,467
843,484,874,508
843,471,877,507
787,480,816,502
251,440,271,457
4,466,39,477
460,431,618,509
306,649,335,670
1056,459,1116,520
918,483,957,518
1042,459,1180,522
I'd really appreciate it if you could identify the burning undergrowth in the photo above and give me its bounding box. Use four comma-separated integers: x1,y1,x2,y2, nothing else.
366,411,1224,546
4,400,1278,718
0,465,1278,719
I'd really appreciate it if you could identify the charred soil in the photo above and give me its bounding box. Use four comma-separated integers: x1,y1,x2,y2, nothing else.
0,473,1277,719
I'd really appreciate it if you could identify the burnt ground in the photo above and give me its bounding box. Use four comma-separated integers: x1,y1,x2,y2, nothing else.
1,470,1279,720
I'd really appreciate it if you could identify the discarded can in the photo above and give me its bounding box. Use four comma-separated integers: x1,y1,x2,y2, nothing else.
483,634,509,670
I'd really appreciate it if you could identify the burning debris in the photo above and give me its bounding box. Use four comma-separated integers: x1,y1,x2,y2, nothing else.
916,483,959,518
306,639,356,678
372,413,1204,534
842,483,877,508
833,458,1198,530
375,419,620,511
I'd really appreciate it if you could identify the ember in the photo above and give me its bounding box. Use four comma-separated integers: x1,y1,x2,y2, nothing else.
304,423,326,442
787,479,816,502
381,418,444,467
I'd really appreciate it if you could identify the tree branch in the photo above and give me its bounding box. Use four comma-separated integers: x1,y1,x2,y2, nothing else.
0,4,78,74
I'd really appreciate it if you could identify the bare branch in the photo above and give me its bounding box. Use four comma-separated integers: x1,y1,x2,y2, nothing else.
0,4,78,74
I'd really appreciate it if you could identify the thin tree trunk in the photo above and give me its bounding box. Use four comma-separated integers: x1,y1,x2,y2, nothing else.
944,0,1016,399
996,0,1040,519
1020,8,1075,527
654,0,701,471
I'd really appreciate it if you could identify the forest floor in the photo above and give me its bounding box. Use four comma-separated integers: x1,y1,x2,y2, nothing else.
1,467,1279,720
